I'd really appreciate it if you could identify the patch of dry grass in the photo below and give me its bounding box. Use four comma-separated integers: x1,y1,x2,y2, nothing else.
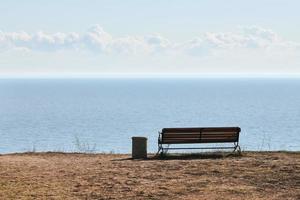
0,152,299,199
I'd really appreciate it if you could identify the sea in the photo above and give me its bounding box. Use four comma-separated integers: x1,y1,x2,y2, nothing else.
0,78,300,153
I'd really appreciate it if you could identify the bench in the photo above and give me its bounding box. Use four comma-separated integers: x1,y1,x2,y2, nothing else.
158,127,241,155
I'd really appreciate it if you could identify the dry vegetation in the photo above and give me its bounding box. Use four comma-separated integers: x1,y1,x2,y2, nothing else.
0,152,299,200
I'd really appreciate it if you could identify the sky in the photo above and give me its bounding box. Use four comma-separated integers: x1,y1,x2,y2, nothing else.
0,0,300,77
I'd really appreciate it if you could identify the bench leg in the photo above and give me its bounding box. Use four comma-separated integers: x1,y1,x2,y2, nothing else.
162,145,170,156
233,144,241,155
157,143,163,156
160,148,164,156
157,144,169,157
237,145,241,155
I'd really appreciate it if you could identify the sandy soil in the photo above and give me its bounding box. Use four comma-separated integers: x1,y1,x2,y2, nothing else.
0,152,299,200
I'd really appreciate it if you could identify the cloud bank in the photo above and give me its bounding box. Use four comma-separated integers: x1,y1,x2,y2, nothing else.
1,25,299,56
1,25,300,76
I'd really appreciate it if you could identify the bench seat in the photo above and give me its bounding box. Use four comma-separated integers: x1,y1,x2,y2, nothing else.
158,127,241,155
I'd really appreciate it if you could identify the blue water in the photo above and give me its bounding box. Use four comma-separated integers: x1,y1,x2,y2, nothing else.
0,78,300,153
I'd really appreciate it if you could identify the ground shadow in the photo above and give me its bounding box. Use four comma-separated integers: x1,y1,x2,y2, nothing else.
111,152,242,161
149,152,242,160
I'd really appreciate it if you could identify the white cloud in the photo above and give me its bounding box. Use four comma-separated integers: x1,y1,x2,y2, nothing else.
0,25,299,58
108,36,150,55
83,24,112,52
144,34,171,53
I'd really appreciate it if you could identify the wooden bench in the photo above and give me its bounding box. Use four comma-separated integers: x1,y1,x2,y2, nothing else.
158,127,241,155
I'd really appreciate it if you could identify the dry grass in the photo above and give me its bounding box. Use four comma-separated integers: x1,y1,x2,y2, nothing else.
0,152,299,200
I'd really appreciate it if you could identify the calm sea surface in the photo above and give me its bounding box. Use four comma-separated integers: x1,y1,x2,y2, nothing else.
0,78,300,153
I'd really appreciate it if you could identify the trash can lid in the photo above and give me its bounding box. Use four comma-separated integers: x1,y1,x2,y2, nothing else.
132,136,147,140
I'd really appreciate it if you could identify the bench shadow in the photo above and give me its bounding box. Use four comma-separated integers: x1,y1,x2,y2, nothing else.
111,152,242,161
149,152,241,160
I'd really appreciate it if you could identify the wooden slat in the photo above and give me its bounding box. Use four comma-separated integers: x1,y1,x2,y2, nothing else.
201,132,237,134
201,128,239,132
163,137,237,141
162,127,240,133
163,131,239,135
200,135,238,138
163,133,238,138
163,132,237,135
163,134,238,137
162,139,237,144
163,133,201,136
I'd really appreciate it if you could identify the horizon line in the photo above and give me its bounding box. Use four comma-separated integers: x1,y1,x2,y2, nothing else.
1,73,300,79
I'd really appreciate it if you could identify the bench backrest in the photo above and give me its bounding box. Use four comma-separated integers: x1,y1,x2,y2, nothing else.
160,127,240,144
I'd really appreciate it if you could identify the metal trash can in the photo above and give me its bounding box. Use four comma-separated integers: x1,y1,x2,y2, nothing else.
132,137,147,159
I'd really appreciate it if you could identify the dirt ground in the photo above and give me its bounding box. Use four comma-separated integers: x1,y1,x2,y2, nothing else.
0,152,299,200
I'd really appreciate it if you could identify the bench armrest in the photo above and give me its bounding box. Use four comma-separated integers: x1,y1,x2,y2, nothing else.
158,131,162,143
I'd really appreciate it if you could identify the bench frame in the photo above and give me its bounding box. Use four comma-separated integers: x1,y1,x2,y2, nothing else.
158,127,241,155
